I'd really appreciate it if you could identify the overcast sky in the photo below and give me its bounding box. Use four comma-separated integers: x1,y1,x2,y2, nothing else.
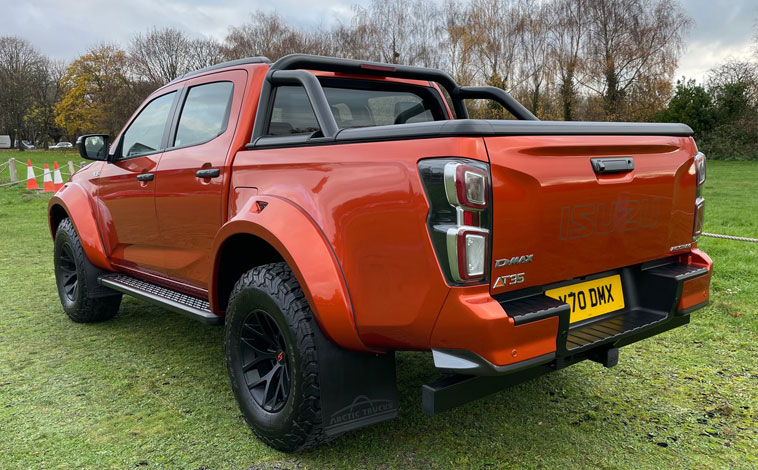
0,0,755,83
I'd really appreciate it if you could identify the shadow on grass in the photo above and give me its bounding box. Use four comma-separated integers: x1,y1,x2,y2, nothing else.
96,296,590,468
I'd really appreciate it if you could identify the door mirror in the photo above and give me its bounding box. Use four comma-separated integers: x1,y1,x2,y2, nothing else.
77,134,110,161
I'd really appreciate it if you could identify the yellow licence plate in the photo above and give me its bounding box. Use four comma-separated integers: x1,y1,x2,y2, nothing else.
545,274,625,323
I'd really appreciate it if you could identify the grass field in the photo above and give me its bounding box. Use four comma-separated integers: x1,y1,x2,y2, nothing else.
0,151,756,469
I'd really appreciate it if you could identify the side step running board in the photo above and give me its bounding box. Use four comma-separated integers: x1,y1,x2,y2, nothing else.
99,274,223,325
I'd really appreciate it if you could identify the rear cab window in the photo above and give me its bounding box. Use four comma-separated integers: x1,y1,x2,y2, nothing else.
174,81,234,148
266,78,447,137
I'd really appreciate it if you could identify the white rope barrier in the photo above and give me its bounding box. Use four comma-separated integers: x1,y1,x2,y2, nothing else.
702,232,758,243
0,175,39,187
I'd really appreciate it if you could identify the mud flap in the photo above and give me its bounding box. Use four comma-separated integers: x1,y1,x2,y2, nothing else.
312,325,398,436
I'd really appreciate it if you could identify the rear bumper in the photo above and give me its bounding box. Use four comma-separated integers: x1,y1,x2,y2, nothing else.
429,249,713,374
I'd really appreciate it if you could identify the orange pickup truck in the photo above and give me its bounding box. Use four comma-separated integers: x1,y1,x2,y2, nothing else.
48,54,712,452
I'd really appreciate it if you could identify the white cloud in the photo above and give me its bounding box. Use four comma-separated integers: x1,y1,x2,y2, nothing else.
676,0,757,82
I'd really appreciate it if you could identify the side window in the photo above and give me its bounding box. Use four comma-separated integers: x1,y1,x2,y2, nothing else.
121,92,176,158
266,86,319,136
174,81,234,147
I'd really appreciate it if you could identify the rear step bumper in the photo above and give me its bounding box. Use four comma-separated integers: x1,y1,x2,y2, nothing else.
424,253,712,415
498,257,709,356
99,274,223,325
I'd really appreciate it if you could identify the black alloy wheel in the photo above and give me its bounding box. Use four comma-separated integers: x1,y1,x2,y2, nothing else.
240,309,291,413
53,218,121,322
57,241,79,302
225,262,328,452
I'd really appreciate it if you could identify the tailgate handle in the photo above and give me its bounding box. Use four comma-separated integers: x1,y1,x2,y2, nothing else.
591,157,634,174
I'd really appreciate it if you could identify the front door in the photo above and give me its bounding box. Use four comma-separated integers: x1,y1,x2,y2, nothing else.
93,90,179,272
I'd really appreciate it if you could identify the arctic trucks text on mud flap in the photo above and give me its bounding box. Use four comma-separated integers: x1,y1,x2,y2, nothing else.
49,54,712,451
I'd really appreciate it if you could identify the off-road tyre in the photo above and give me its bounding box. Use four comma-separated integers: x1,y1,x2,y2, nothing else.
225,262,328,452
54,218,121,322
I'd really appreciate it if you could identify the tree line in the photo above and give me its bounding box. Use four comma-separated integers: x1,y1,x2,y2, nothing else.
0,0,756,159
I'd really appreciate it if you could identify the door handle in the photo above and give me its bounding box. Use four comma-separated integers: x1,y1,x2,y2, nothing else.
591,157,634,174
196,168,220,178
136,173,154,182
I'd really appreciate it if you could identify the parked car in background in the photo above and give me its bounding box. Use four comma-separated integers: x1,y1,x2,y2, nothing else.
50,141,73,149
14,140,36,149
0,135,11,149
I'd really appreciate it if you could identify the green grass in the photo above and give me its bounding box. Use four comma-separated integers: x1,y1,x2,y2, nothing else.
0,156,756,469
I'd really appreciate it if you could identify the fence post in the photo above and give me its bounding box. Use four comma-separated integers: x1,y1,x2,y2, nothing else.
79,161,86,169
8,158,18,183
67,160,75,178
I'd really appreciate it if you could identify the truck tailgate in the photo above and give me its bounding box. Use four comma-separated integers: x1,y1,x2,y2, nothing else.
486,134,699,295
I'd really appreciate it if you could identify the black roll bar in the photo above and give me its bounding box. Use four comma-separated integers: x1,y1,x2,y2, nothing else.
249,54,538,146
270,54,538,121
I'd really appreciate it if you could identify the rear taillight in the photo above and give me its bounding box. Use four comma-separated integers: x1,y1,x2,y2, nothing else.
444,163,488,210
419,159,491,284
693,152,706,240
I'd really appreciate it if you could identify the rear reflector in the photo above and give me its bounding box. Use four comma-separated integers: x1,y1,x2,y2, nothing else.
678,269,711,312
693,198,705,240
692,153,706,240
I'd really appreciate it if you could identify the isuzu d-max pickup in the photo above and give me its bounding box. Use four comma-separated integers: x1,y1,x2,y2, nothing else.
49,54,712,451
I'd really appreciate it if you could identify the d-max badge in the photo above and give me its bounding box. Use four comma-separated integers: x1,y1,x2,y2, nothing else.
495,254,533,268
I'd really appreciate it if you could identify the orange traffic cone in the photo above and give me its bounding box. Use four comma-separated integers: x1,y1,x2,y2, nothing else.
53,161,64,190
26,159,39,190
42,163,54,192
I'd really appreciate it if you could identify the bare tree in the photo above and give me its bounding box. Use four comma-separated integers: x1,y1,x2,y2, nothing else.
583,0,692,120
223,11,305,61
468,0,524,92
440,0,477,85
548,0,587,120
25,58,67,148
0,36,46,150
352,0,444,67
330,20,379,61
188,38,225,70
520,0,553,115
129,27,193,85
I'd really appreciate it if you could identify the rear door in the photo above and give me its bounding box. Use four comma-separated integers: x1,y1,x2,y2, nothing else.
93,89,179,271
152,70,246,289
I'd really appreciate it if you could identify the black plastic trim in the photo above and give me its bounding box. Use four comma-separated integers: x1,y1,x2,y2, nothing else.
336,119,694,141
678,299,710,315
248,118,695,150
168,56,271,85
99,274,222,325
591,157,634,174
422,314,691,416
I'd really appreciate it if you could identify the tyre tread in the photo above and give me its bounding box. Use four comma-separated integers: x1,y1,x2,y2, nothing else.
56,218,121,323
227,262,331,452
